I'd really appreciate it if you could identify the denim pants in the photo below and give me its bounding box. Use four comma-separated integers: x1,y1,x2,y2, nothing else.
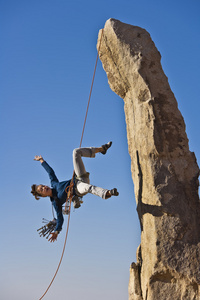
73,147,108,199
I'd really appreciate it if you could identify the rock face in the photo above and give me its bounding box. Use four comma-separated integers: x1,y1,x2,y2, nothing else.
97,19,200,300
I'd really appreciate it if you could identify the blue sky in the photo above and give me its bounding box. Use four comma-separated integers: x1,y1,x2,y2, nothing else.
1,1,200,299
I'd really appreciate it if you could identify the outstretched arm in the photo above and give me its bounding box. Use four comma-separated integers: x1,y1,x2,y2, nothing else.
34,155,59,183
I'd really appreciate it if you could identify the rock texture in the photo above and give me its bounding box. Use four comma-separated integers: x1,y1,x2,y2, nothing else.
97,19,200,300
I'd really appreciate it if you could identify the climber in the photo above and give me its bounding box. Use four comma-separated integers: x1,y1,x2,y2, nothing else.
31,142,119,242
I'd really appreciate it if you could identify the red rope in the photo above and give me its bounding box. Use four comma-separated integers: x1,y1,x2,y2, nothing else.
38,28,104,300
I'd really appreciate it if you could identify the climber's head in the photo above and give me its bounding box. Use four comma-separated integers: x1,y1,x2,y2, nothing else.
31,184,52,199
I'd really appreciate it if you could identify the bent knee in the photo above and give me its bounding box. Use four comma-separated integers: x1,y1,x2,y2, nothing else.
73,148,81,158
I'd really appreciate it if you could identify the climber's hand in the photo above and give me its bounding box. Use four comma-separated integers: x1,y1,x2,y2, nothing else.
48,232,58,243
34,155,44,163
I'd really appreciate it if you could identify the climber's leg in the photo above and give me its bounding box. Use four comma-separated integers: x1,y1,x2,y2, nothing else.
76,181,119,199
73,142,117,199
76,181,111,199
73,147,96,178
73,142,112,178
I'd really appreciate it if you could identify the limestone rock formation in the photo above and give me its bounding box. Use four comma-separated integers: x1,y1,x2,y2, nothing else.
97,19,200,300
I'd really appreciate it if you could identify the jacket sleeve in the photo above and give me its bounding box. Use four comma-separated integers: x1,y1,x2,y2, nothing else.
53,202,64,232
41,161,59,185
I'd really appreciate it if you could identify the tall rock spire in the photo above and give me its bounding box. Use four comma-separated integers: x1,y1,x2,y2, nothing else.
98,18,200,300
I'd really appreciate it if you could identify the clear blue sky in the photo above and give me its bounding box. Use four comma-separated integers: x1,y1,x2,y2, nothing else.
1,1,200,299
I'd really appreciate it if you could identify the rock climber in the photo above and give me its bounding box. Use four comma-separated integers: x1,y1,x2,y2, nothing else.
31,142,119,242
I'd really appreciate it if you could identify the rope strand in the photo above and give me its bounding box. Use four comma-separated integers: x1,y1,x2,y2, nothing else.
79,29,104,148
39,198,72,300
38,28,104,300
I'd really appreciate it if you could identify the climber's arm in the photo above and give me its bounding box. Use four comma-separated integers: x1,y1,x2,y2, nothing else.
48,204,63,242
34,155,59,183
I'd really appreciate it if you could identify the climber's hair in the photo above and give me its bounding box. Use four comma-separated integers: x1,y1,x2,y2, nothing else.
31,184,41,200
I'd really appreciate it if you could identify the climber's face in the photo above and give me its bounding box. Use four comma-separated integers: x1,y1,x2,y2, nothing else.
36,185,52,197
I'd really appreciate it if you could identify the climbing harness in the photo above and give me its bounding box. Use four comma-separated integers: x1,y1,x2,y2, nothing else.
38,28,104,300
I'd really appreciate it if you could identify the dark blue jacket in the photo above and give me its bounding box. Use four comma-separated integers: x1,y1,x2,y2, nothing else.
41,161,72,232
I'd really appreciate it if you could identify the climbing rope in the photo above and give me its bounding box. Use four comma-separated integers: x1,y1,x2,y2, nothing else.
79,29,104,148
38,29,104,300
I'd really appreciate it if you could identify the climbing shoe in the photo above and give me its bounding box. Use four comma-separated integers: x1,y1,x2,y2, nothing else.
110,188,119,196
101,141,112,155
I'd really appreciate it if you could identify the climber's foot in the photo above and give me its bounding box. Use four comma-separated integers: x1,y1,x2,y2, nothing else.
110,188,119,196
101,141,112,155
105,188,119,199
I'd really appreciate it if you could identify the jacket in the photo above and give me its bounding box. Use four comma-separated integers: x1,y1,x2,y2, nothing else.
41,161,72,232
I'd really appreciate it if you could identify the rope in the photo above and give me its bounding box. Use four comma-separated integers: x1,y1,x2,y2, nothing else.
39,198,72,300
79,29,104,148
38,28,104,300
